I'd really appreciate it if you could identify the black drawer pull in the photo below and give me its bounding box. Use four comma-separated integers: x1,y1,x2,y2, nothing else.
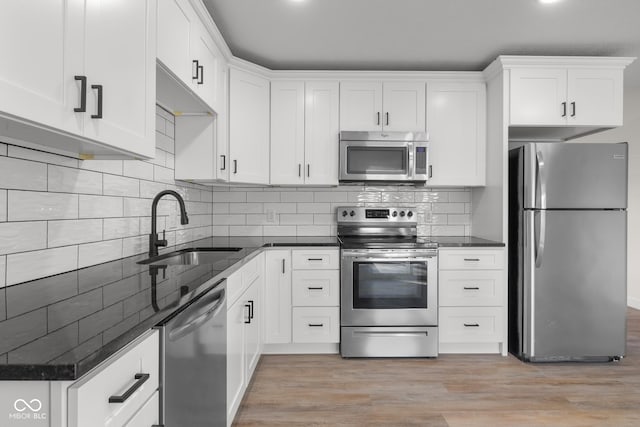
307,258,323,261
464,323,480,327
463,286,480,290
308,323,324,327
248,300,254,319
109,373,150,403
308,287,323,290
463,258,480,262
74,75,87,112
91,84,103,119
244,304,251,324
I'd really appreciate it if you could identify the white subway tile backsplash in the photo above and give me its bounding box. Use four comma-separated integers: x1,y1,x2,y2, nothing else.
79,159,123,175
448,214,471,225
155,115,165,135
123,160,154,181
212,226,229,236
0,143,7,156
279,214,314,225
297,203,331,214
79,195,123,218
263,203,297,214
212,214,246,225
104,218,140,240
263,225,296,236
123,197,151,217
297,225,330,236
48,219,103,247
212,203,229,214
153,165,174,184
432,203,466,214
201,191,213,203
165,121,175,138
212,192,246,203
381,192,415,203
431,225,466,236
140,181,167,199
7,145,78,168
9,191,78,221
103,174,140,197
348,191,381,203
229,203,262,214
313,214,335,225
415,191,448,203
313,192,348,203
247,192,280,203
449,191,472,203
166,153,175,169
156,132,174,153
0,222,47,255
48,165,102,195
228,226,263,237
149,149,167,167
123,236,147,258
280,192,313,203
7,246,78,286
0,157,47,191
78,240,123,268
0,190,6,222
246,214,272,225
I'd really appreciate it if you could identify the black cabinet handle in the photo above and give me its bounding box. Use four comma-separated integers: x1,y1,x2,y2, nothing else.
308,287,323,290
282,258,286,274
463,286,480,290
220,155,226,171
561,102,567,117
244,304,251,324
248,300,254,319
74,76,87,112
108,373,150,403
198,65,204,85
91,84,103,119
192,60,199,80
386,112,389,126
464,258,480,262
464,323,480,327
307,258,323,261
308,323,324,327
376,112,380,125
571,102,576,117
307,164,310,178
429,165,433,178
233,160,238,174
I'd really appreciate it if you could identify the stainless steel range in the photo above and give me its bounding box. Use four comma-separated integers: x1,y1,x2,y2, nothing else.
338,206,438,358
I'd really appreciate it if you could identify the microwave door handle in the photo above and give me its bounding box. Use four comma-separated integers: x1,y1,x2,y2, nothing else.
408,142,414,178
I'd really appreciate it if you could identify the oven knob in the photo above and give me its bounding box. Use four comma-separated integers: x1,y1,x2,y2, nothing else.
400,211,405,217
342,210,348,217
350,210,355,217
407,211,413,218
392,211,398,217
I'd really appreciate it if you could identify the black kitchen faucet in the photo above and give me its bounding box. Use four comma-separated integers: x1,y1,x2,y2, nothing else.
148,190,189,257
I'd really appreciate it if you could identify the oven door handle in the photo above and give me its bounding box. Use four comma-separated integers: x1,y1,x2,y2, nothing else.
350,257,432,263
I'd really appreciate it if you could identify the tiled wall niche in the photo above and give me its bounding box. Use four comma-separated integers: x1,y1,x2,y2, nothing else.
210,186,472,237
0,107,213,287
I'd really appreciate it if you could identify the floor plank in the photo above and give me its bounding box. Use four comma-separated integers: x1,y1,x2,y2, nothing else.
234,308,640,426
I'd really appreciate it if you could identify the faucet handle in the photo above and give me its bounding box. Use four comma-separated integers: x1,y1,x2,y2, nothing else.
156,230,168,248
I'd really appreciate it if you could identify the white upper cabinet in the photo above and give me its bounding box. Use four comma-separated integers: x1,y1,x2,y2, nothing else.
229,68,270,184
157,0,223,113
270,81,339,186
510,66,624,127
0,0,156,159
340,81,425,132
216,66,231,182
426,82,486,187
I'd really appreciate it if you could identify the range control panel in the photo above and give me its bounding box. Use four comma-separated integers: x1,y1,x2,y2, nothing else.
336,206,417,224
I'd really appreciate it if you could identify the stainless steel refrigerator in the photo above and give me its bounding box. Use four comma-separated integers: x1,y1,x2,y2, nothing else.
508,142,628,362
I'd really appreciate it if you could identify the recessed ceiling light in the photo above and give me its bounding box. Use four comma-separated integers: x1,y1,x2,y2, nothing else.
539,0,562,4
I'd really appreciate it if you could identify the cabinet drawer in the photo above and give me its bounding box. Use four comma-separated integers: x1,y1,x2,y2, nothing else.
292,270,339,307
292,249,339,270
439,270,504,307
292,307,340,343
439,249,505,270
68,330,159,427
124,390,159,426
439,307,504,343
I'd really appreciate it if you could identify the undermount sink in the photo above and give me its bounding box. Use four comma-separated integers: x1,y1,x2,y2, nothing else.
138,247,243,266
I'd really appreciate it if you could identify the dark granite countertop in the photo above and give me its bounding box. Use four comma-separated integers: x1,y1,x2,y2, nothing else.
430,236,505,247
0,236,338,381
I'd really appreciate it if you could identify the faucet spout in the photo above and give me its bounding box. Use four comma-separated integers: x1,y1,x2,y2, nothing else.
149,190,189,257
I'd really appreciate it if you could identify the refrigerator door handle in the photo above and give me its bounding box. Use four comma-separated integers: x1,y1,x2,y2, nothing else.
534,210,546,268
536,150,547,210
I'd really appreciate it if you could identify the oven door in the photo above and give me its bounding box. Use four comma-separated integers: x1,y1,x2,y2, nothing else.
341,250,438,326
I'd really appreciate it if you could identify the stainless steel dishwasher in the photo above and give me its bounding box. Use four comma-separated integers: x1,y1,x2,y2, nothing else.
156,278,227,427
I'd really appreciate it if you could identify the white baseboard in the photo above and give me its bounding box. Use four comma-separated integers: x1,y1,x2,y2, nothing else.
628,296,640,310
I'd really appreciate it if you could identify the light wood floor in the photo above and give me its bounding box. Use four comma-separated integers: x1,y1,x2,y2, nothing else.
234,309,640,426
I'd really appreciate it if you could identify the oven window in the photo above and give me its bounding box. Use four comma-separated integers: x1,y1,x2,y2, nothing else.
353,261,428,309
347,146,407,175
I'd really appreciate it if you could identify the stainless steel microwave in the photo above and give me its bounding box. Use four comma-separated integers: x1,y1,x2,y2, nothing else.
339,131,429,183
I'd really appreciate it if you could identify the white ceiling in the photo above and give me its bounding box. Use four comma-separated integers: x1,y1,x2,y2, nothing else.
202,0,640,87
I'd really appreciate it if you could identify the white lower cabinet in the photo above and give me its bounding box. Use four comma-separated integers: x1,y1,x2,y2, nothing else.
264,248,340,353
124,390,160,426
438,247,507,355
67,330,159,427
226,253,264,427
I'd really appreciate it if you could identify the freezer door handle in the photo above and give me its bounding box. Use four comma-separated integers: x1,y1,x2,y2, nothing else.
535,149,547,210
534,210,546,268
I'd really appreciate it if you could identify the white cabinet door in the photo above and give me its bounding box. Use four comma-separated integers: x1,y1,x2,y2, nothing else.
264,250,292,344
270,81,305,185
244,278,262,379
191,22,222,112
305,81,340,186
340,81,383,131
226,294,247,424
509,68,567,126
0,0,83,136
426,82,486,186
568,68,623,126
83,0,156,159
157,0,194,86
217,66,230,182
383,82,426,132
229,68,270,184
